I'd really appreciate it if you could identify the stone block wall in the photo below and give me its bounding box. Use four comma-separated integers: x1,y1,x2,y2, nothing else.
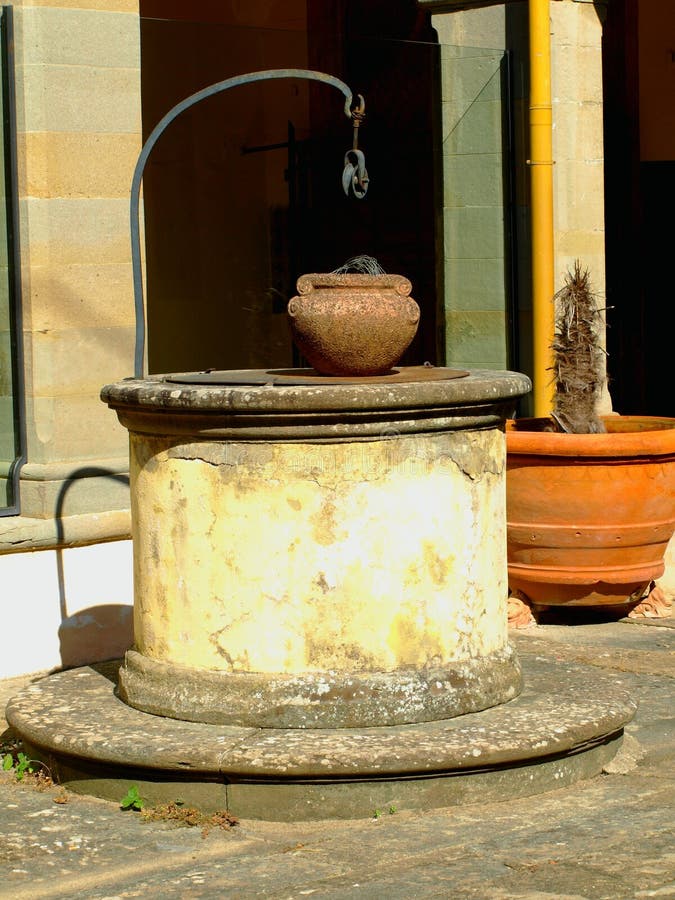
11,0,141,520
550,0,609,411
0,1,140,680
550,0,606,294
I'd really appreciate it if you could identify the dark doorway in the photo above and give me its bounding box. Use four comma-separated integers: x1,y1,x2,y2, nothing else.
603,0,674,416
138,1,441,374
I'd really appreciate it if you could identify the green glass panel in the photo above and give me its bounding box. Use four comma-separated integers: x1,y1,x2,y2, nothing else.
439,44,513,371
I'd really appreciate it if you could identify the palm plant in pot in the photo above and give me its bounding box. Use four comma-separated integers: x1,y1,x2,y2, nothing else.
506,262,675,626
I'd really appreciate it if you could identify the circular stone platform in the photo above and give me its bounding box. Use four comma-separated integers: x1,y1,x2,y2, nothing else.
6,651,635,822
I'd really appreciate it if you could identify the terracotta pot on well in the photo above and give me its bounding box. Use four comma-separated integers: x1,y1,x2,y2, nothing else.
287,272,420,376
506,416,675,613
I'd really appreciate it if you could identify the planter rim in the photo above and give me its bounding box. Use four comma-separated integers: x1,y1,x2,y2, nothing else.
506,415,675,458
296,272,412,293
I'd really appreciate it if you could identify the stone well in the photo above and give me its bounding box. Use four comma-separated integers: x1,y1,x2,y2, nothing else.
103,367,529,729
5,366,636,820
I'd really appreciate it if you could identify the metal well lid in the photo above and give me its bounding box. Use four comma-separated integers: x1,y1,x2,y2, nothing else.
164,365,470,387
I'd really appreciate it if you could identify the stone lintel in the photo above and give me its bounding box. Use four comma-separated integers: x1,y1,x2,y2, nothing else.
0,509,131,554
15,458,130,520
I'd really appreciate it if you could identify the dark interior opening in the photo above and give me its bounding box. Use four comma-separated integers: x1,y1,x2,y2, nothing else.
138,0,441,375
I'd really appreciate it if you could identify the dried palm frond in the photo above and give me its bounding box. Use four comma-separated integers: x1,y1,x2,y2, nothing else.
331,255,386,275
550,261,607,434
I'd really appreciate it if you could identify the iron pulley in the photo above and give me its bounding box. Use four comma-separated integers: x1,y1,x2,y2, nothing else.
342,95,369,199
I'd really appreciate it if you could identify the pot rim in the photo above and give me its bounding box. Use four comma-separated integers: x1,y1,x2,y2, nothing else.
295,272,412,294
506,414,675,458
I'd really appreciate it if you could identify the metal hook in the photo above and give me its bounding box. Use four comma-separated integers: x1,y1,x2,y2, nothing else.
351,94,366,117
350,94,366,150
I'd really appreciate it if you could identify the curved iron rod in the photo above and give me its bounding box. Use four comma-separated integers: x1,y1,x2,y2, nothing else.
131,69,356,378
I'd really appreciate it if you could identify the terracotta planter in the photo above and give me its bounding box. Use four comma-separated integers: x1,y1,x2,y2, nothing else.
506,416,675,608
287,272,420,376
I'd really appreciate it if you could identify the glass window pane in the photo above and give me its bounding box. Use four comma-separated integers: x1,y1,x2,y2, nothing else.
0,7,24,515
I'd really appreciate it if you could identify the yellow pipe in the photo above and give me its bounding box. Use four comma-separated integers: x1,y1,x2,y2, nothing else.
528,0,555,416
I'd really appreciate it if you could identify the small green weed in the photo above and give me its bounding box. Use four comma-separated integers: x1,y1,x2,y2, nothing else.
373,805,397,819
14,752,35,781
3,750,38,781
120,784,145,811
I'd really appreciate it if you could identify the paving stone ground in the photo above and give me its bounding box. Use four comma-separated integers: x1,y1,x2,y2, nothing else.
1,616,673,900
